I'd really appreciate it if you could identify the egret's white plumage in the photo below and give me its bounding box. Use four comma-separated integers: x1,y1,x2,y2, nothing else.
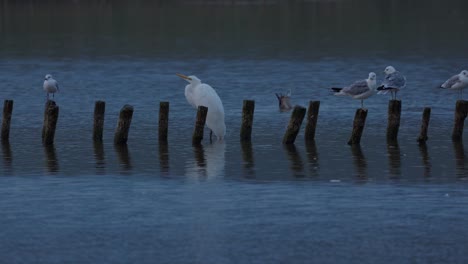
43,74,59,99
377,66,406,100
440,70,468,98
177,73,226,140
331,72,377,108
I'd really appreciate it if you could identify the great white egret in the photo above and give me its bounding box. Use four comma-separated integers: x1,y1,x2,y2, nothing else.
331,72,377,108
43,74,59,99
176,73,226,141
376,66,406,100
440,70,468,99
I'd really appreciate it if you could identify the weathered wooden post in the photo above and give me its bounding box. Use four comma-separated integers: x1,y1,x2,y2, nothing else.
42,101,59,145
114,104,134,145
304,101,320,141
417,107,431,144
452,100,468,142
347,108,368,145
240,100,255,142
159,102,170,143
93,101,106,142
192,106,208,145
282,106,306,144
387,100,401,142
42,100,56,141
1,100,13,142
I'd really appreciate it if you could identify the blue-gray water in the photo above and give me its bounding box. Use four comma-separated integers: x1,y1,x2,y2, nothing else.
1,1,468,263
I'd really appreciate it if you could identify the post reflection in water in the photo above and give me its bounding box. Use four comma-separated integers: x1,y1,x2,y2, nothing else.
114,144,132,173
284,144,304,178
93,141,106,175
158,142,170,176
187,142,226,179
44,144,59,174
350,144,367,180
453,141,467,178
241,141,255,178
387,142,401,178
418,143,431,178
305,140,319,177
2,141,13,175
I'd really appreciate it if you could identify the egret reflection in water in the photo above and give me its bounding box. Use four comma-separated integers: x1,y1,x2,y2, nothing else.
186,141,225,179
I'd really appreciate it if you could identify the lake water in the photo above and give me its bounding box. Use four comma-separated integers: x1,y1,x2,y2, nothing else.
1,1,468,263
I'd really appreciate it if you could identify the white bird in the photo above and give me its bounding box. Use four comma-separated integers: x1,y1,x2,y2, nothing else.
440,70,468,99
331,72,377,108
376,66,406,100
177,73,226,141
43,74,59,99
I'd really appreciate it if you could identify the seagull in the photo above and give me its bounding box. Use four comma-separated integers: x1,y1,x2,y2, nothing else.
43,74,59,99
376,66,406,100
439,70,468,99
275,89,293,111
331,72,377,108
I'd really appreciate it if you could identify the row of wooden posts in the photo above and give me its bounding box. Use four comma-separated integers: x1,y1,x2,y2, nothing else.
1,99,468,146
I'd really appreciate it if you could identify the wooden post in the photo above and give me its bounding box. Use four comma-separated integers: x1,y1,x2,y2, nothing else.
386,100,401,142
347,108,368,145
240,100,255,142
159,102,169,142
1,100,13,142
304,101,320,141
452,100,468,142
282,106,306,144
114,105,134,145
43,101,59,145
192,106,208,145
417,107,431,144
93,101,106,142
42,100,56,141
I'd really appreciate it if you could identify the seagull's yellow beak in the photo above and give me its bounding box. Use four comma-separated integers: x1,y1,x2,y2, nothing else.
176,73,192,81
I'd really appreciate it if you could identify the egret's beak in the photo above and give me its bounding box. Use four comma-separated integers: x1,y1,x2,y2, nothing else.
176,73,192,81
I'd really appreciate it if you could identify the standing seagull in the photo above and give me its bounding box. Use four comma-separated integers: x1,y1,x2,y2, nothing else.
43,74,59,99
439,70,468,99
331,72,377,108
376,66,406,100
176,73,226,141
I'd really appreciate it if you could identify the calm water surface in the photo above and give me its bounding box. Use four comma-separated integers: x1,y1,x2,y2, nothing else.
1,1,468,263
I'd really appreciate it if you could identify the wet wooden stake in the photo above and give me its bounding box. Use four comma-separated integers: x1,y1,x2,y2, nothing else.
417,107,431,144
282,106,306,144
43,101,59,145
347,108,368,145
304,101,320,141
452,100,468,142
192,106,208,145
114,105,134,145
42,100,56,141
93,101,106,142
386,100,401,142
240,100,255,142
159,102,170,142
1,100,13,142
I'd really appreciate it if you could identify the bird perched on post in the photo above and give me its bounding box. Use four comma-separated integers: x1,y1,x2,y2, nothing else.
177,73,226,141
439,70,468,99
331,72,377,108
43,74,59,99
376,66,406,100
275,89,293,111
